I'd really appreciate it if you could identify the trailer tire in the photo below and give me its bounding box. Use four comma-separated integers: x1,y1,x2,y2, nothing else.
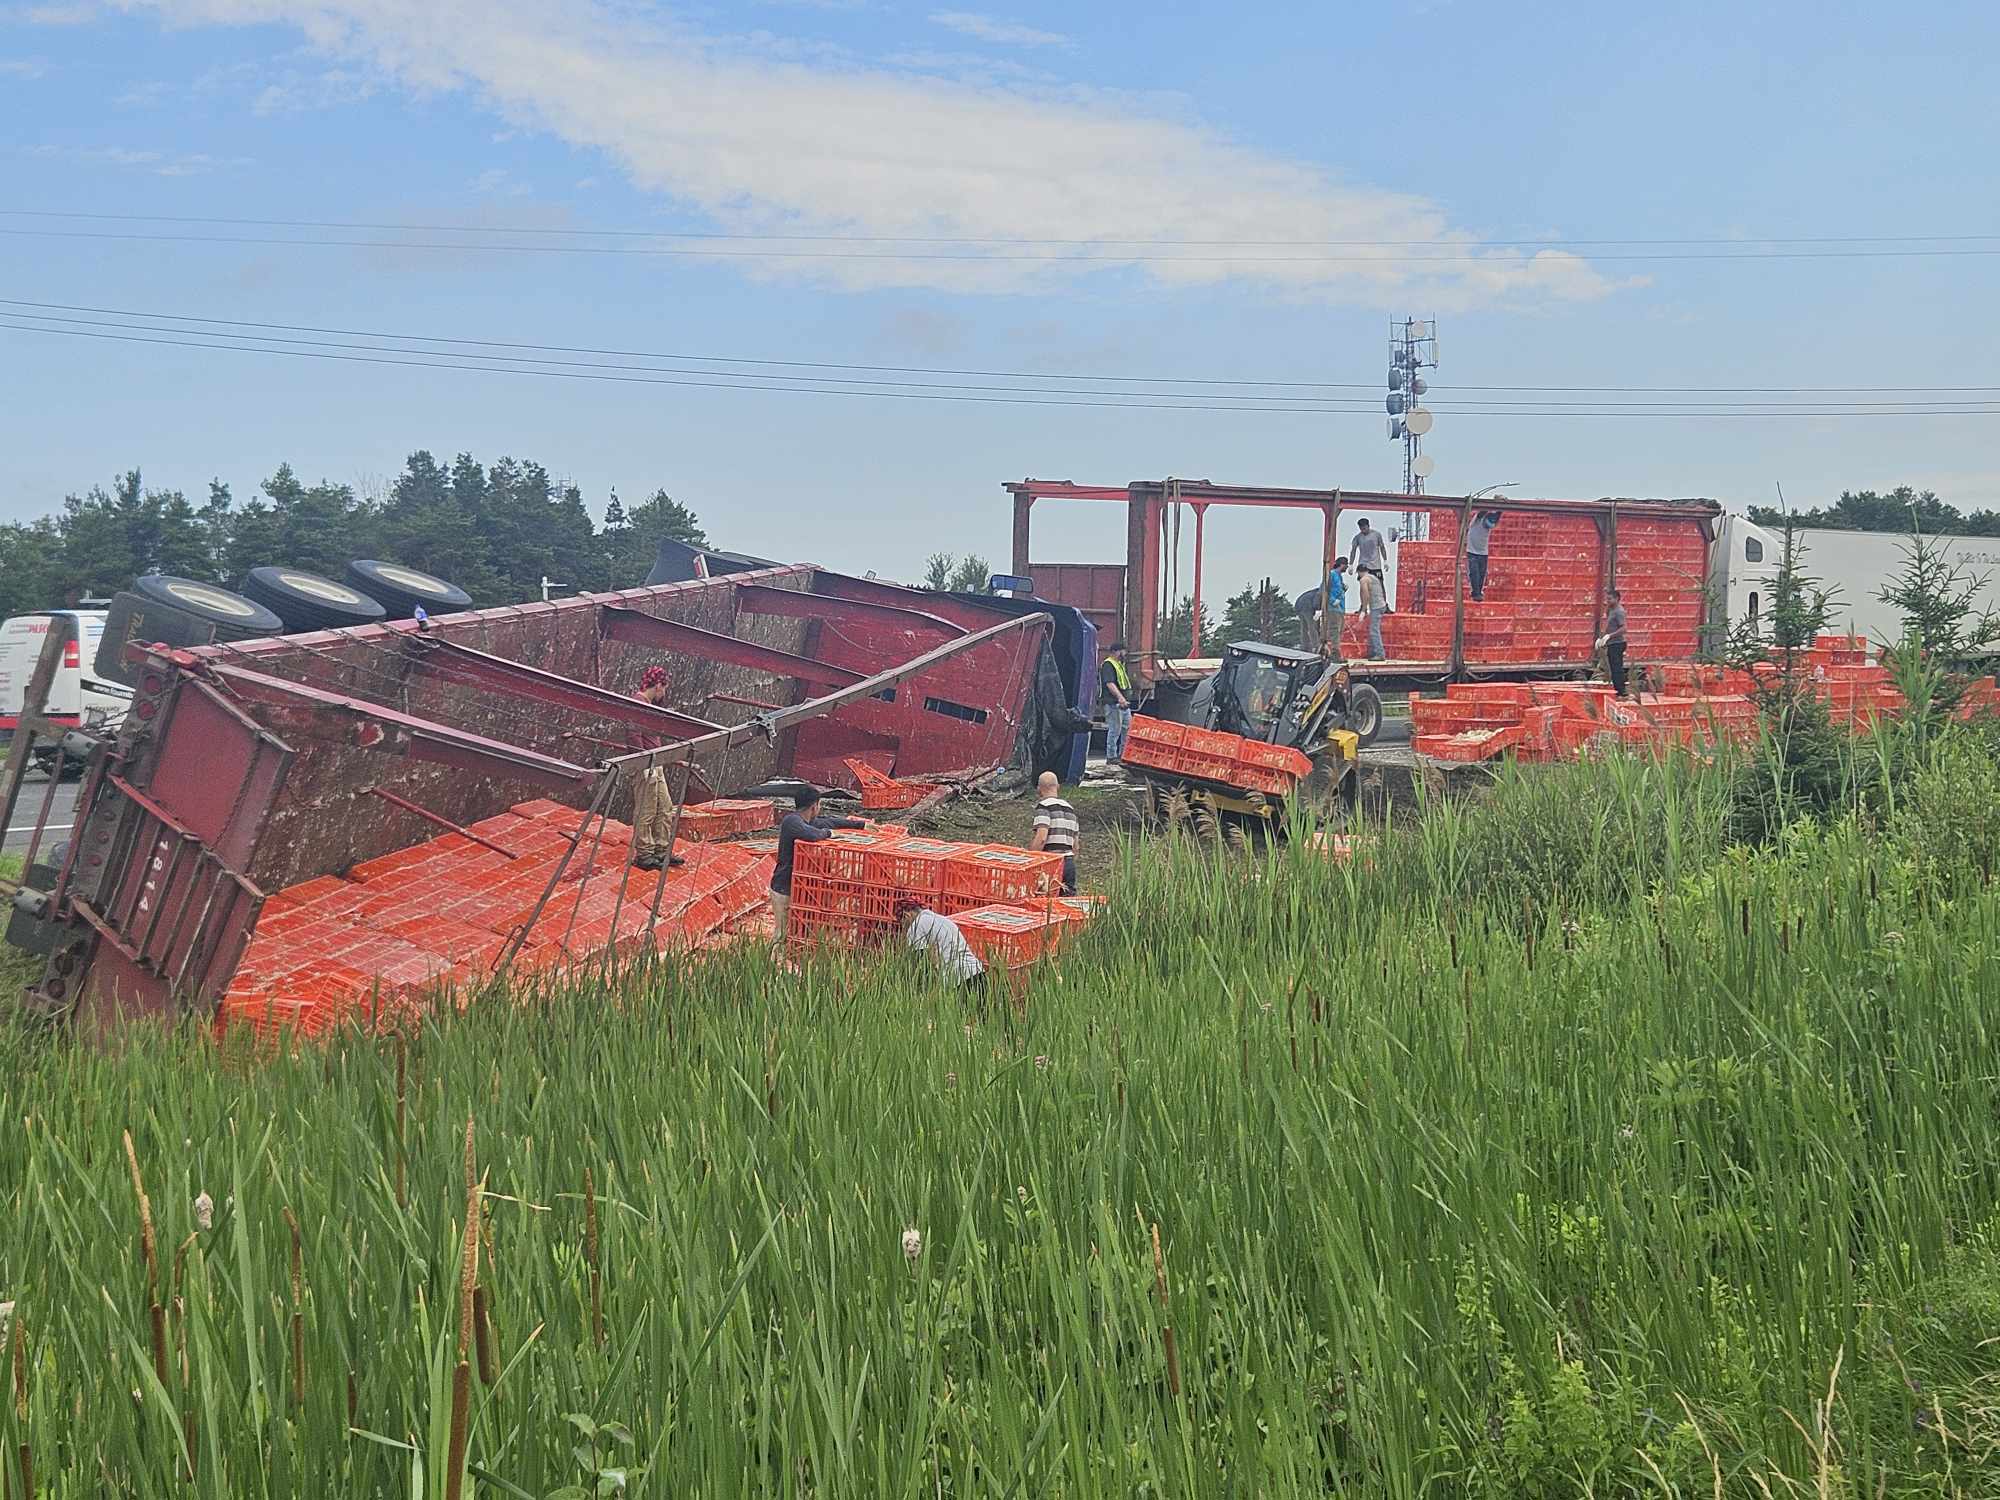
345,559,473,620
96,581,285,685
128,575,283,635
241,566,387,634
1344,683,1384,746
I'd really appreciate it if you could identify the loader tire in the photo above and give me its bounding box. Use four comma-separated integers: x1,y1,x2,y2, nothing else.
1344,683,1384,747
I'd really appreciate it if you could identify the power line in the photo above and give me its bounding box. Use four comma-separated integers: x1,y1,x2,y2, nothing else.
37,306,1991,409
4,209,1997,250
6,225,2000,263
5,316,1998,418
3,298,1995,397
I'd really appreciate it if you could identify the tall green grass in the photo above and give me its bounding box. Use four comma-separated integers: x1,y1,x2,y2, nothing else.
4,737,2000,1496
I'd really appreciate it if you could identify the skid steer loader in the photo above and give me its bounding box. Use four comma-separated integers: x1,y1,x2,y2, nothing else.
1126,642,1378,849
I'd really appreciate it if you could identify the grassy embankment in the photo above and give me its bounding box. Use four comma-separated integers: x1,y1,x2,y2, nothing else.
3,723,2000,1495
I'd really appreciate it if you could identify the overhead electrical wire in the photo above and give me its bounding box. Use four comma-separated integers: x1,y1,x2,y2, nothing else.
2,298,1994,398
5,225,2000,264
4,209,1997,252
4,312,1996,418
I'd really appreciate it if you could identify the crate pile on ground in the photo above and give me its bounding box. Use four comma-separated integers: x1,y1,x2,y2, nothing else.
842,756,934,811
1411,636,1998,764
1119,716,1312,793
671,798,775,840
1364,510,1707,664
222,797,778,1039
786,828,1088,968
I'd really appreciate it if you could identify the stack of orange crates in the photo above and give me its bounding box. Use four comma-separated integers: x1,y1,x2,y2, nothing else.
787,832,1072,955
221,800,781,1041
1405,635,1971,766
1119,716,1311,795
1351,509,1709,666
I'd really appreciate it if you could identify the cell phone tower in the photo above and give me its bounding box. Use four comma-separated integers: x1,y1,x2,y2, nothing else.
1387,317,1439,540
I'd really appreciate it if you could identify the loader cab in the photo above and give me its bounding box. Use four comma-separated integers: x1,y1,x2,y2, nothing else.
1211,642,1320,743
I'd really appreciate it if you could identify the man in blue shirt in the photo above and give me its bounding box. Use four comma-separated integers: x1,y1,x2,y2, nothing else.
1293,558,1351,655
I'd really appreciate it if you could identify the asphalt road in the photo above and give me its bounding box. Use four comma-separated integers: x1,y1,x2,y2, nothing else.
3,775,79,855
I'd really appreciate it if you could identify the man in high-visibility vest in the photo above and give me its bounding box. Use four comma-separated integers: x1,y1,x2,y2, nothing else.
1098,642,1132,762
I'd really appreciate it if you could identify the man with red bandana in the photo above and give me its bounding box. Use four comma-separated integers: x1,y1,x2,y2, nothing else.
631,665,683,870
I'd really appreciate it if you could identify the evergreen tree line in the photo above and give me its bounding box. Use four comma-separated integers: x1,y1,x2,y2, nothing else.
1745,485,2000,536
0,451,706,621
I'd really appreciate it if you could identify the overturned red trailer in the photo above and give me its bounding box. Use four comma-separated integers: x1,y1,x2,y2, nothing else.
1,563,1078,1035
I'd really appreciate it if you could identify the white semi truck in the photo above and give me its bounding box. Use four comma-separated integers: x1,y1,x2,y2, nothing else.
1709,516,2000,649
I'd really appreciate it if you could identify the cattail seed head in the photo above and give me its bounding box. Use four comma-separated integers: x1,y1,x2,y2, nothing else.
192,1192,214,1232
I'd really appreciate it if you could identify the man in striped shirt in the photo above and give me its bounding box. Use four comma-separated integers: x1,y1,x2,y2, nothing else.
1028,771,1081,894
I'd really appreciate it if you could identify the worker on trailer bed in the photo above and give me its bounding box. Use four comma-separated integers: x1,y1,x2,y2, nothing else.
770,786,865,951
1466,510,1501,602
1350,517,1389,586
631,665,685,871
1597,589,1631,698
1027,771,1080,895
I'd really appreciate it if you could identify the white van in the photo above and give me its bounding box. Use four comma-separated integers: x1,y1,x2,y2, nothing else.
0,610,133,767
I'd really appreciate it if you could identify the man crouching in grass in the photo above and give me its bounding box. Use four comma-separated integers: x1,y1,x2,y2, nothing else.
894,898,986,990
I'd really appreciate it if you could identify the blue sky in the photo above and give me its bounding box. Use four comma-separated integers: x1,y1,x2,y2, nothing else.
3,0,1997,593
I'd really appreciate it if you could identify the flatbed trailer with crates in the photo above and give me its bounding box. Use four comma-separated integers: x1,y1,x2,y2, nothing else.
1005,479,1722,703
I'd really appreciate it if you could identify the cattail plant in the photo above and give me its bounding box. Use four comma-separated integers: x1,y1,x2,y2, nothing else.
445,1120,479,1500
280,1208,305,1409
121,1131,168,1390
1151,1222,1180,1402
584,1165,604,1350
394,1031,409,1211
11,1308,30,1500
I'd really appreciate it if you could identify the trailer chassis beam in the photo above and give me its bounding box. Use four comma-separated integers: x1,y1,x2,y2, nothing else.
405,636,721,739
598,605,863,691
204,661,591,788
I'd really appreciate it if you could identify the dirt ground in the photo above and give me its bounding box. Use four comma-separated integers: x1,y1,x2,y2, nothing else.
908,780,1146,887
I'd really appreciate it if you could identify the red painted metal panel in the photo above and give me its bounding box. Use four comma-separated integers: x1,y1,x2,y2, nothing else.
789,610,1051,783
67,675,292,1035
1026,562,1124,638
599,605,861,691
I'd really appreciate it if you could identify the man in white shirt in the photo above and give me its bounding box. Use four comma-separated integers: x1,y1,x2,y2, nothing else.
894,899,986,986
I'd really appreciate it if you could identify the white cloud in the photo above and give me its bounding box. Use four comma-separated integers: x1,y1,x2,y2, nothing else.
113,78,170,105
0,57,53,77
471,165,529,197
18,3,102,22
928,10,1069,49
24,142,251,173
193,55,375,112
107,0,1619,307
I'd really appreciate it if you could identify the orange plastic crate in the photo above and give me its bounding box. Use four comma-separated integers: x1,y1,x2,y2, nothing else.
793,831,895,883
862,837,964,895
942,847,1065,906
950,905,1071,967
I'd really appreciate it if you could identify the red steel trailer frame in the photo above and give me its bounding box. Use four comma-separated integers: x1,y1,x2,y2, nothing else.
1006,479,1722,687
1,563,1052,1035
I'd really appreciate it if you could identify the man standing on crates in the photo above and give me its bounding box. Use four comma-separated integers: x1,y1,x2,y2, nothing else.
1350,517,1389,587
1027,771,1080,895
631,665,685,872
1465,510,1501,603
